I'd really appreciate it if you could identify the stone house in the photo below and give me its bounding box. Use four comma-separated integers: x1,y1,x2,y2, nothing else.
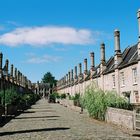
57,9,140,103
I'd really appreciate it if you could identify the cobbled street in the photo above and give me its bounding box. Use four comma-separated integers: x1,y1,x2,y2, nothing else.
0,99,140,140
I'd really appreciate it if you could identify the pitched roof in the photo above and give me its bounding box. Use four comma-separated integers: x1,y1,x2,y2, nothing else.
92,44,138,76
119,44,138,69
103,56,115,74
92,64,100,78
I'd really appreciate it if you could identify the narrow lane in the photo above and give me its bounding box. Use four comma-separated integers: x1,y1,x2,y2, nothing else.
0,99,139,140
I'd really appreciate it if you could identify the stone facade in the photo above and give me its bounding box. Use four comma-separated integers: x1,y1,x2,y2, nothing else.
0,52,33,94
34,81,50,97
57,9,140,104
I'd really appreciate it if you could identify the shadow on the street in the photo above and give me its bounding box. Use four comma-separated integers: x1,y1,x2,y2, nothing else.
14,115,60,120
0,116,14,127
22,111,36,113
0,127,70,136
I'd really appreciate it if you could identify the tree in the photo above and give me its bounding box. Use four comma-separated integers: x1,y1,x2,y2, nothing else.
42,72,57,87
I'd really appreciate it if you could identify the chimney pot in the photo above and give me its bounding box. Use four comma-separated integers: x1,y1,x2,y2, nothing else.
114,29,121,53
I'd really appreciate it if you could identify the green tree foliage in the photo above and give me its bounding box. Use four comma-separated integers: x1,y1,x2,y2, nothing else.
81,83,132,121
42,72,57,86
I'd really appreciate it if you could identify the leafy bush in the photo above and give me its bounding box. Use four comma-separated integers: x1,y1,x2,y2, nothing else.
49,92,60,103
22,93,40,106
0,88,40,108
54,92,60,99
81,83,132,121
0,88,21,105
60,93,66,99
73,93,81,107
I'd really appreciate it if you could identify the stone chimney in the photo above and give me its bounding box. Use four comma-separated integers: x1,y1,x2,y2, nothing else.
74,66,77,79
114,29,122,68
0,52,3,77
100,43,106,73
14,68,17,84
114,30,121,54
90,52,95,77
17,70,20,85
84,58,87,74
5,59,9,80
68,71,71,83
84,58,88,80
10,64,14,82
78,63,82,76
71,69,73,81
66,74,68,85
137,9,140,41
20,73,22,86
100,43,106,65
78,63,83,82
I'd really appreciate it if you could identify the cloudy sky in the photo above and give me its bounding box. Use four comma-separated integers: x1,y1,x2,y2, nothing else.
0,0,139,82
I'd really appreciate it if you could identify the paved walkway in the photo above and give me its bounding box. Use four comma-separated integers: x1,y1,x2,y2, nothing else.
0,99,140,140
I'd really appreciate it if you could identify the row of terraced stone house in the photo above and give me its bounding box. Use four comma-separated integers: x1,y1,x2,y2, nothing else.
0,52,32,93
57,9,140,104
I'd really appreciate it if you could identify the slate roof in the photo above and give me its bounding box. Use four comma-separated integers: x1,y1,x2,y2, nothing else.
92,64,100,78
103,56,115,74
118,44,138,69
92,44,138,77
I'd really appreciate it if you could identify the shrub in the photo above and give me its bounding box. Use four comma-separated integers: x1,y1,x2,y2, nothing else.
73,93,81,107
22,93,40,106
0,88,21,106
55,92,60,99
81,83,132,121
60,93,66,99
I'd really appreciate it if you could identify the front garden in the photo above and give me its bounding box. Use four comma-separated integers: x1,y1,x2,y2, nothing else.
53,83,133,121
0,88,40,116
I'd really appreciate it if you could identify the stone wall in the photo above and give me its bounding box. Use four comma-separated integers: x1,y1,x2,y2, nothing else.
105,107,134,130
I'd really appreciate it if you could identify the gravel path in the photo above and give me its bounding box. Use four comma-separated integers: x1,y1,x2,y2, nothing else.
0,99,139,140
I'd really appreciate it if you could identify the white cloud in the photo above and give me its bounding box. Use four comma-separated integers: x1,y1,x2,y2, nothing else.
25,54,62,64
0,26,95,47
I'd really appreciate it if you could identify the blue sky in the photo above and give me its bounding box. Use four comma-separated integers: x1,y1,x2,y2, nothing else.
0,0,139,83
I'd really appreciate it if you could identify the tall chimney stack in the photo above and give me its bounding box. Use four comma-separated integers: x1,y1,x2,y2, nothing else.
66,74,68,85
100,43,106,65
68,71,71,83
137,9,140,41
14,68,17,84
5,59,9,80
10,64,13,77
10,64,14,82
90,52,95,78
114,30,121,54
74,66,77,79
71,69,73,81
84,58,87,74
78,63,82,76
114,30,122,67
90,52,95,70
0,52,3,77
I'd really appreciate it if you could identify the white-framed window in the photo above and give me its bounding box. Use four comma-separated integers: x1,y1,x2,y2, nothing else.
120,72,125,86
112,74,115,88
132,68,137,84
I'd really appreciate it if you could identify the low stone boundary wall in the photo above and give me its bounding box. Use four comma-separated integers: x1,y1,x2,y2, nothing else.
105,107,134,130
57,99,89,113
